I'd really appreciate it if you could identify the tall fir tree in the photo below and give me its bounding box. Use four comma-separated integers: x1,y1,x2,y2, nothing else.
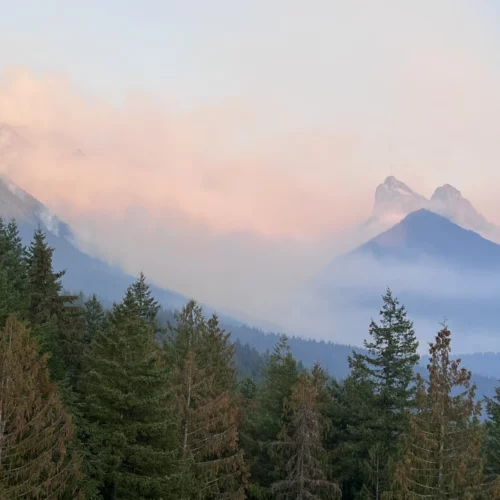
347,288,419,498
5,220,27,286
167,300,247,499
25,226,85,383
130,272,160,326
81,285,182,499
243,334,299,499
0,219,28,324
392,326,499,499
0,316,81,498
25,226,66,325
328,375,379,499
271,372,341,499
83,294,107,346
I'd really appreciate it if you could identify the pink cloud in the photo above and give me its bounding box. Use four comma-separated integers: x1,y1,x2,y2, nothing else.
0,67,369,240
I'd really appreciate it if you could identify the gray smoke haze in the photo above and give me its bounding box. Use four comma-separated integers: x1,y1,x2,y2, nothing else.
2,1,500,344
283,252,500,353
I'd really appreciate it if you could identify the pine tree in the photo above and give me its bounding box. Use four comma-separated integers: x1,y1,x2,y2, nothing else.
243,335,299,499
392,326,499,499
0,316,81,498
5,220,27,283
347,288,419,498
239,376,258,401
130,272,160,326
25,226,66,325
82,288,182,499
83,294,106,345
271,372,341,499
311,362,332,421
168,300,247,499
0,219,27,323
25,226,85,383
328,375,377,499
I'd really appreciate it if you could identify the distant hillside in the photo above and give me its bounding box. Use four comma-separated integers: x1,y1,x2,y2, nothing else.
355,209,500,269
0,174,190,312
228,320,499,408
157,308,498,408
304,209,500,351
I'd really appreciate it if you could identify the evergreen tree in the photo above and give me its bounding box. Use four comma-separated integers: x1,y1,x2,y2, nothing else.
392,326,499,499
25,226,66,325
82,288,182,499
243,335,299,499
271,372,341,499
168,301,247,499
328,375,377,499
5,219,27,285
239,376,258,401
0,219,27,323
0,316,81,498
59,299,86,387
311,362,332,421
83,294,106,345
25,226,85,383
347,289,419,498
130,272,160,326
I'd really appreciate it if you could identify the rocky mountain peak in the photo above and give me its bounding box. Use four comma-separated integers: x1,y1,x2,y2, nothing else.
373,176,427,220
431,184,463,202
368,176,499,241
430,184,489,232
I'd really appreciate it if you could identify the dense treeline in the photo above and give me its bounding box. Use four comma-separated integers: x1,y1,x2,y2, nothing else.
1,219,500,498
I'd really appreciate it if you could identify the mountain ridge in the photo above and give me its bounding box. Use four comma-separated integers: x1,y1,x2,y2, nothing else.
370,175,497,240
288,209,500,353
0,173,190,312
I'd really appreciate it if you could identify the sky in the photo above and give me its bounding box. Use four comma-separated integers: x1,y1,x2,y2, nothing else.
2,1,500,328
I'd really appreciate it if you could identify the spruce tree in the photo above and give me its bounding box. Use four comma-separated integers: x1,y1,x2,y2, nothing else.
311,362,333,421
167,301,247,499
328,375,378,499
0,219,27,323
82,287,182,499
130,272,160,326
271,372,341,499
243,335,299,499
83,294,106,345
25,226,85,384
0,316,81,498
392,326,499,499
347,288,419,498
5,220,27,283
25,226,66,325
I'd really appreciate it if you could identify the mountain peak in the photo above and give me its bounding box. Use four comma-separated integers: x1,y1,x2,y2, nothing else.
382,175,413,192
430,184,489,232
368,176,498,240
373,176,427,220
358,207,500,269
432,184,462,201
